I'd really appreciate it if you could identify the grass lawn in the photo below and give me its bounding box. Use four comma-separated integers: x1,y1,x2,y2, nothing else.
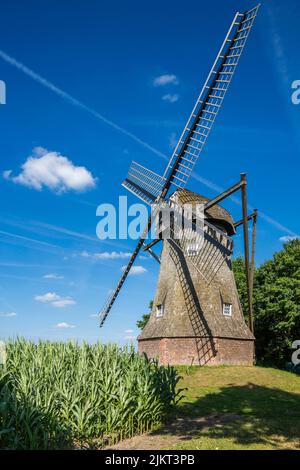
110,366,300,450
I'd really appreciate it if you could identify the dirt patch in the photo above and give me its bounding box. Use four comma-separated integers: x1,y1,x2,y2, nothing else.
106,413,241,450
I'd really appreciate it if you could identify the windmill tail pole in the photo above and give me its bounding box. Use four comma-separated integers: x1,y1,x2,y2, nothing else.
250,209,258,312
241,173,254,334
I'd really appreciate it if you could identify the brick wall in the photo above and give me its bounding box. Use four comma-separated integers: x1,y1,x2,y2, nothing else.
138,337,254,366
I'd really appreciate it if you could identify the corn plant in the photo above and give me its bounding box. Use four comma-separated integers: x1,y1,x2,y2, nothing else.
0,339,183,449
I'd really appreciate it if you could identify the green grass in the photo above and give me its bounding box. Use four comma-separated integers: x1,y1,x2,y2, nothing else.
169,366,300,450
2,340,299,450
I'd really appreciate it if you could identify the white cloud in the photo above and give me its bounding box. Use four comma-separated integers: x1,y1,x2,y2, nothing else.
279,235,300,243
52,299,76,308
3,170,12,180
34,292,75,308
125,329,134,333
43,273,64,280
162,94,179,103
34,292,61,303
169,132,178,148
81,250,132,260
54,322,75,329
90,313,99,318
4,147,96,193
153,74,178,87
266,6,290,85
0,312,17,317
121,265,147,275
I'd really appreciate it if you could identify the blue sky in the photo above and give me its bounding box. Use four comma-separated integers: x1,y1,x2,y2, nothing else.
0,0,299,344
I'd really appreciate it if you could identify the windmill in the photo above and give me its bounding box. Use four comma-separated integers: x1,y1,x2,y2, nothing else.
98,5,260,365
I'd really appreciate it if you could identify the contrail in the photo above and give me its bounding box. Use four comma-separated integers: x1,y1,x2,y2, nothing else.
0,229,59,248
1,49,298,238
0,49,166,160
192,173,298,237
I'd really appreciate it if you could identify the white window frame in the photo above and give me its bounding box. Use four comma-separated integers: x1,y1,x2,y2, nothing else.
156,304,164,318
223,303,232,317
186,243,200,256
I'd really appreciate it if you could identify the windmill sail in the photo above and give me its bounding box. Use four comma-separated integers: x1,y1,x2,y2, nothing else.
122,161,166,205
98,5,260,327
122,5,260,204
99,218,152,327
161,5,260,194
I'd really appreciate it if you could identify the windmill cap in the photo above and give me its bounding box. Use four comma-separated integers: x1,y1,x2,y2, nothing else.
170,188,235,236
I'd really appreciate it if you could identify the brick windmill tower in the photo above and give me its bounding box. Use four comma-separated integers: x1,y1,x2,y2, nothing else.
98,6,260,366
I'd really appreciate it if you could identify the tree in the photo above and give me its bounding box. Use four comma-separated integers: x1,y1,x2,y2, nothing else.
232,255,249,323
136,301,153,330
234,240,300,367
254,240,300,367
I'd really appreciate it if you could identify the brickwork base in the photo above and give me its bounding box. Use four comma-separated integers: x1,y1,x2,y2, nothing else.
138,337,254,366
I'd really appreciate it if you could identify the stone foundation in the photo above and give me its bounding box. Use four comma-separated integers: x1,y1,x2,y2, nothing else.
138,336,254,366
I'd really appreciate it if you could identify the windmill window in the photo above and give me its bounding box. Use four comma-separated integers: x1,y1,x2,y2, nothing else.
223,303,232,317
156,304,164,318
187,243,200,256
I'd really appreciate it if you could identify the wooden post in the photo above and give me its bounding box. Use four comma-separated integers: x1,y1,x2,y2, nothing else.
240,173,254,334
250,209,258,311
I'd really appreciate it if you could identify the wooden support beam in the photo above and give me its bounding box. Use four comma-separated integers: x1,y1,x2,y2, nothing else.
241,173,254,334
250,209,258,308
204,180,243,211
234,211,256,228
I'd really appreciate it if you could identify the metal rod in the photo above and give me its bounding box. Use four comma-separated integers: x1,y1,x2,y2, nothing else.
143,243,160,264
148,248,161,264
143,238,162,252
241,173,254,333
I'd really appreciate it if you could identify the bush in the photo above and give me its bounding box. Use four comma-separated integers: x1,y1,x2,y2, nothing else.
233,240,300,367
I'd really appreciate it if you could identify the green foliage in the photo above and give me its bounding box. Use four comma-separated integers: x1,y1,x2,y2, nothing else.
136,300,153,330
233,240,300,367
136,314,150,330
232,255,249,323
254,240,300,367
0,339,183,449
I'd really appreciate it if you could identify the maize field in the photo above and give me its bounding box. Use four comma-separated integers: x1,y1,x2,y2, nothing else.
0,339,183,449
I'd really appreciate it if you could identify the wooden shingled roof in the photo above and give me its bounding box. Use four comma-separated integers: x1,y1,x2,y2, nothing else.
171,189,236,236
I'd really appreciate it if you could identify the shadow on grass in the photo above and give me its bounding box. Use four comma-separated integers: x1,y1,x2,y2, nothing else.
150,383,300,448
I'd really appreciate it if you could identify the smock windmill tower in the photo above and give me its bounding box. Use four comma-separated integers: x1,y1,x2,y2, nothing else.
98,5,260,366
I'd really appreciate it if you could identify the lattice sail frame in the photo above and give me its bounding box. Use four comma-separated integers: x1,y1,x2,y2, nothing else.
163,6,259,191
123,161,166,204
123,5,260,203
